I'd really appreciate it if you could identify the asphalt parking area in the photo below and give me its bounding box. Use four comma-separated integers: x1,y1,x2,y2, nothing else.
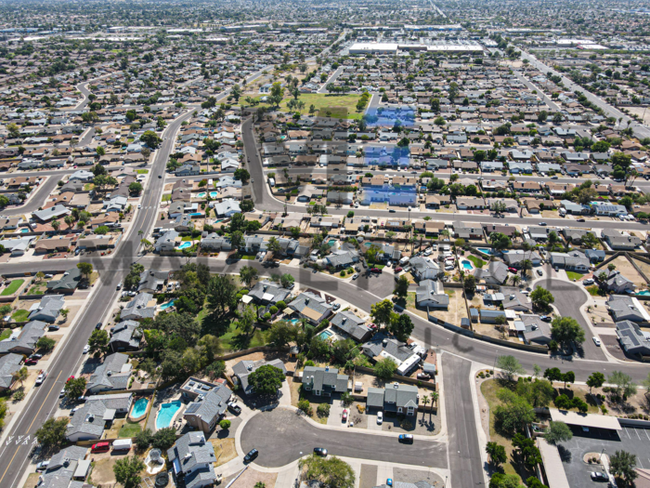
556,425,650,488
240,408,447,468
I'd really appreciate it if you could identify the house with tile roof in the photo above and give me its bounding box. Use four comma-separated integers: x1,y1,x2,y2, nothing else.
288,292,333,325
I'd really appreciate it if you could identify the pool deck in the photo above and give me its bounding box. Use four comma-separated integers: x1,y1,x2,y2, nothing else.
146,388,185,433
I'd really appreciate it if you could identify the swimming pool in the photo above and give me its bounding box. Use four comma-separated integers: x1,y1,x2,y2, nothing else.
197,192,206,198
209,191,218,198
131,398,149,418
637,290,650,296
188,212,202,217
290,318,301,326
156,400,181,429
461,260,474,270
20,228,29,233
477,248,493,255
178,241,192,250
318,330,333,341
160,299,175,310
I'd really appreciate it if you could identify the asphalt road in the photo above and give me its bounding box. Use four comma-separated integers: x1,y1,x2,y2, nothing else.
3,175,61,216
0,108,195,488
240,408,448,468
443,354,485,488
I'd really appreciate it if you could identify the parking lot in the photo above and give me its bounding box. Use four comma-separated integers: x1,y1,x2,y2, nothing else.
558,425,650,488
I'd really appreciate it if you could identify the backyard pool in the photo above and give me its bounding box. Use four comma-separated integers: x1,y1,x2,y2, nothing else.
318,330,334,341
209,192,218,198
178,242,192,250
20,228,29,233
160,299,176,310
156,401,181,429
637,290,650,296
290,318,301,325
131,398,149,418
461,260,474,270
477,248,493,255
197,192,206,198
188,212,202,217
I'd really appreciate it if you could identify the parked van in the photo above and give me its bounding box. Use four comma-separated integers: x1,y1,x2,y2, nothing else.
91,441,111,453
399,256,410,266
112,439,132,452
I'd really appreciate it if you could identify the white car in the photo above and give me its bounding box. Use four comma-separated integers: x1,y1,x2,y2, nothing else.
377,411,383,425
83,345,90,354
138,204,142,209
352,273,359,280
593,336,602,347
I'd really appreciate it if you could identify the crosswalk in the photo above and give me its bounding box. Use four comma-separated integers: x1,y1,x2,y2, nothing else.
4,435,38,447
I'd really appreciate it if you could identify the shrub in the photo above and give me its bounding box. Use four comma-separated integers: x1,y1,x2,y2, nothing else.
263,312,272,321
401,419,413,430
317,404,330,418
298,399,312,416
304,360,315,367
269,306,278,314
219,419,231,430
12,389,25,401
276,300,286,310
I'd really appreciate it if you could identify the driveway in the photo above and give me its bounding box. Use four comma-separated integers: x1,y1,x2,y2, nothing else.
240,408,447,468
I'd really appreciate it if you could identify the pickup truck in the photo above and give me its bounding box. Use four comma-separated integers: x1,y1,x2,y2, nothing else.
35,371,47,386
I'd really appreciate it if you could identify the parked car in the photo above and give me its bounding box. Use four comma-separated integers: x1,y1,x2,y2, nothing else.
593,336,602,347
352,273,359,280
417,373,430,380
539,222,547,226
583,278,594,285
370,268,382,273
389,209,396,213
576,218,585,222
48,325,60,331
83,345,90,354
25,358,38,366
394,266,403,273
540,315,552,322
398,434,414,444
342,409,348,422
29,353,43,360
377,411,383,425
116,283,122,290
332,303,341,310
59,388,65,398
227,402,242,415
36,461,50,472
313,448,328,457
244,449,259,464
590,472,608,482
91,442,111,453
508,267,518,273
35,371,47,385
95,322,103,330
536,269,543,276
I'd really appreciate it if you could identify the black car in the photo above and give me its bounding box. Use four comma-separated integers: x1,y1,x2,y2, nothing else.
244,449,258,464
590,472,608,482
95,322,103,330
227,403,242,415
314,447,328,457
399,434,414,443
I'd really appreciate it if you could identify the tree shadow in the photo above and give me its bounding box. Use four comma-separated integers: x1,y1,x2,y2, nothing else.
231,333,251,350
557,445,572,463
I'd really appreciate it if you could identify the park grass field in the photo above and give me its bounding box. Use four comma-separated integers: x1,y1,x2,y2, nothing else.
249,93,365,120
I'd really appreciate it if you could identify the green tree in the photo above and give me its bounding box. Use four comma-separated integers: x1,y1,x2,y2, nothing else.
497,355,525,381
113,456,146,488
515,378,554,408
530,286,554,310
489,473,525,488
88,329,109,356
608,371,637,400
393,275,409,299
374,357,397,380
551,316,585,349
64,377,87,399
220,419,232,430
35,418,68,450
128,181,143,196
12,366,28,387
268,320,296,349
36,336,56,352
248,365,285,396
266,236,282,258
512,432,542,469
240,265,259,288
464,274,477,295
388,314,414,342
234,168,251,183
77,262,93,280
486,441,507,468
371,299,394,328
140,130,161,149
280,273,295,289
494,389,536,435
489,232,512,251
610,450,638,488
587,372,605,393
134,428,153,451
546,421,572,444
299,454,355,488
152,427,177,451
204,274,238,334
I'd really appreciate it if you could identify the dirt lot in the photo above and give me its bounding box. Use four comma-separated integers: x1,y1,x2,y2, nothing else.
424,289,467,326
89,453,147,487
22,472,39,488
225,351,295,377
629,256,650,288
224,467,277,488
606,256,647,288
210,438,238,467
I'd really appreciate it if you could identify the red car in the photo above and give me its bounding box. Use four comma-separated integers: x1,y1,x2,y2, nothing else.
508,267,518,273
67,376,75,382
25,358,38,366
395,266,403,272
370,268,382,273
342,409,348,422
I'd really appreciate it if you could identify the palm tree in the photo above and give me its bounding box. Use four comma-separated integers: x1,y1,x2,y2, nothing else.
430,391,439,411
421,395,429,420
511,274,521,286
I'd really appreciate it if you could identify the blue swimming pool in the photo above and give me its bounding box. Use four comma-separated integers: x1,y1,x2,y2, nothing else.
20,228,29,233
209,191,218,198
189,212,202,217
131,398,149,418
290,318,300,325
477,248,493,255
318,330,333,341
461,260,474,270
197,192,206,198
156,400,181,429
178,241,192,249
637,290,650,296
160,299,175,310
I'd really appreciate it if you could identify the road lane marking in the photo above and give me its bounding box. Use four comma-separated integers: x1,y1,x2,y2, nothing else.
636,428,641,440
645,429,650,441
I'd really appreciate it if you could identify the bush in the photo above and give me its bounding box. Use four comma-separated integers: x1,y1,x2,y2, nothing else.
269,306,278,314
219,419,231,430
317,403,330,418
401,419,413,430
298,399,312,416
263,312,272,321
12,389,25,401
304,360,315,367
276,300,286,310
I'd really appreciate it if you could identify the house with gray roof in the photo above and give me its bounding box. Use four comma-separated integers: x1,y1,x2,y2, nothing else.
0,321,45,356
33,204,70,223
362,332,422,376
607,295,650,323
154,229,180,253
366,382,419,416
288,292,333,325
331,311,373,342
87,352,132,394
28,295,64,323
86,393,133,414
66,400,114,442
599,269,636,294
109,320,143,352
247,280,291,305
503,292,533,312
616,320,650,357
601,230,642,250
415,280,449,309
120,293,156,322
325,249,359,269
409,256,442,281
138,269,169,293
502,250,541,268
0,353,23,390
168,432,217,488
560,200,589,215
473,261,508,285
183,384,233,433
46,267,82,293
520,315,552,346
302,366,348,397
40,445,89,488
232,359,286,395
550,251,590,272
200,233,232,251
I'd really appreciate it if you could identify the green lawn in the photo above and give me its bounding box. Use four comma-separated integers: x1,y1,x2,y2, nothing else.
467,255,486,268
136,169,149,174
161,194,171,202
0,329,11,341
11,310,29,322
566,271,585,281
221,324,270,352
240,255,255,260
118,421,142,438
1,279,24,296
256,93,365,120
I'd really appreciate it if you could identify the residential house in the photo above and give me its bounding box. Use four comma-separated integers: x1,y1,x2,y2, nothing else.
410,257,442,281
247,281,291,305
602,230,642,250
288,292,333,325
502,250,542,268
138,269,169,292
0,353,23,391
415,280,449,309
607,295,650,323
520,315,552,346
183,384,233,433
0,321,45,356
331,311,373,342
120,293,156,321
109,320,143,352
599,269,636,294
46,267,82,294
232,359,286,395
86,353,132,394
473,261,509,286
28,295,64,323
502,292,533,312
549,251,591,272
301,366,348,397
168,432,217,488
367,383,419,416
362,333,423,376
616,320,650,357
325,250,359,269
